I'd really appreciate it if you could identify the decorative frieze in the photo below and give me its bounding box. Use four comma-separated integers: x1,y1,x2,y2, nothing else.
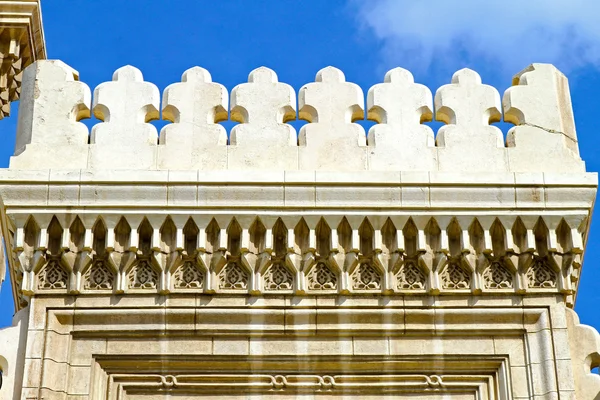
6,213,585,302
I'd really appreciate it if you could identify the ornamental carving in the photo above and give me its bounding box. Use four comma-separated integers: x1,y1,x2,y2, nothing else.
173,260,204,289
218,261,249,290
307,261,337,291
128,259,159,289
483,261,513,289
351,262,382,290
397,259,426,290
527,257,557,288
132,373,447,391
440,260,471,290
37,259,68,290
10,213,587,301
84,259,114,290
264,262,293,291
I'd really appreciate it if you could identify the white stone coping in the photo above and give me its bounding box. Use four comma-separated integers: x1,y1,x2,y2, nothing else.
0,170,595,211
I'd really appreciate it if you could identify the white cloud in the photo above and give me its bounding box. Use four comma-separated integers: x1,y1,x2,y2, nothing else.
354,0,600,74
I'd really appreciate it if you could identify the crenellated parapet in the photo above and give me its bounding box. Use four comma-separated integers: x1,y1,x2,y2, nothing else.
567,308,600,399
9,60,585,172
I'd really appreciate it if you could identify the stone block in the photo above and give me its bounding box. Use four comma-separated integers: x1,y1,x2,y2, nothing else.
504,64,584,172
67,366,91,395
494,336,526,366
435,69,508,172
69,338,106,366
89,66,159,169
367,67,437,171
25,329,44,359
353,337,390,355
158,66,228,170
44,330,70,363
22,357,42,388
299,67,368,171
213,338,249,355
41,359,68,391
13,61,90,169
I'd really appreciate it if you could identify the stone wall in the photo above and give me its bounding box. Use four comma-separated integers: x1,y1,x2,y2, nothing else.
0,60,598,399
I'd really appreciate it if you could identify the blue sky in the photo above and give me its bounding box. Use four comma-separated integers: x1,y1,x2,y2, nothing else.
0,0,598,329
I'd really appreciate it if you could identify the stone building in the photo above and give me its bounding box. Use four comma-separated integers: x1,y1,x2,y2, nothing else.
0,2,599,400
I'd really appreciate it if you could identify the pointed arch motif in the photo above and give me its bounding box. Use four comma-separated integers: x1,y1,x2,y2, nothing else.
350,217,382,291
337,217,352,253
83,217,115,291
205,218,220,255
424,218,441,254
306,218,337,292
294,218,309,255
183,218,199,256
47,216,63,256
482,219,514,290
92,217,108,257
512,217,528,254
127,219,159,290
315,218,331,256
526,218,557,289
137,218,154,256
272,218,287,258
446,218,463,258
69,216,85,253
468,218,485,254
227,218,242,257
218,218,249,291
402,218,418,257
396,218,427,291
37,216,68,291
114,217,131,253
173,218,205,291
160,216,177,254
23,216,40,256
381,218,397,255
249,218,266,255
263,219,294,292
490,218,506,257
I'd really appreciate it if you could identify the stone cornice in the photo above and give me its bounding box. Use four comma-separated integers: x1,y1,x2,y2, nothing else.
0,0,45,57
0,170,595,212
0,0,45,118
0,170,595,312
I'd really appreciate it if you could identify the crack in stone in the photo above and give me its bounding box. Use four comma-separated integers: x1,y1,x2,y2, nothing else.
520,123,578,144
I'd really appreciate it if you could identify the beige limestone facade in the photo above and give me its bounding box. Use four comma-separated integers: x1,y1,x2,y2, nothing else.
0,17,599,399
